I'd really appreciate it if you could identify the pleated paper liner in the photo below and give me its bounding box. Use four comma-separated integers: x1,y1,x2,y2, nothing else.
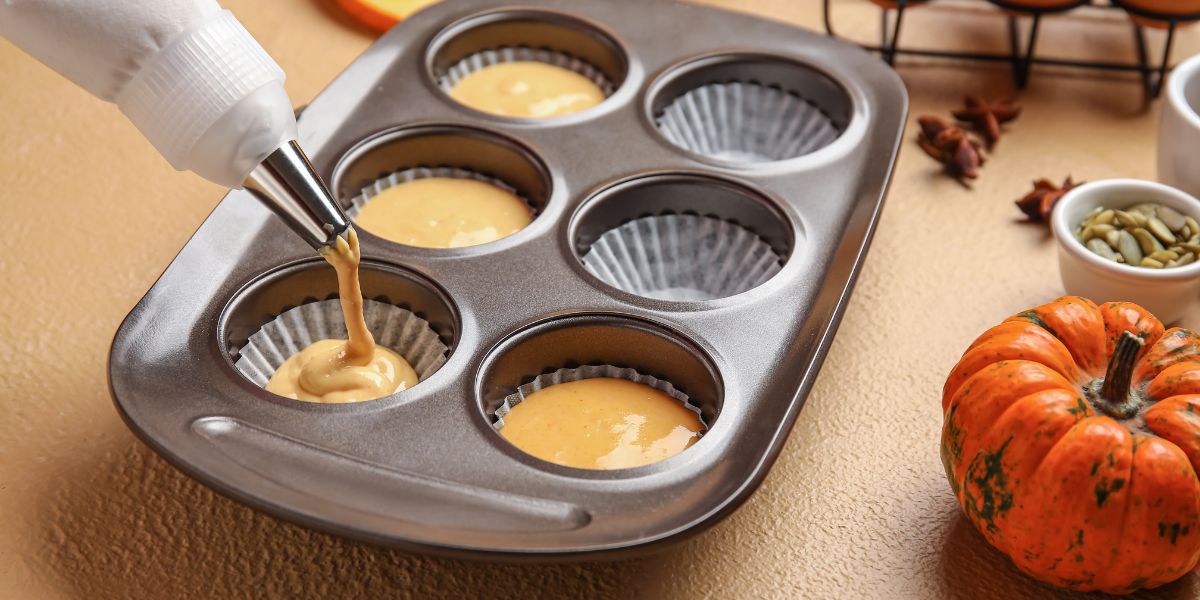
233,298,449,392
655,81,842,162
491,365,706,433
436,47,615,97
581,213,784,301
343,166,534,221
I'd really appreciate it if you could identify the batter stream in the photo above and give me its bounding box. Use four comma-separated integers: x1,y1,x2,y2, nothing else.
266,228,418,403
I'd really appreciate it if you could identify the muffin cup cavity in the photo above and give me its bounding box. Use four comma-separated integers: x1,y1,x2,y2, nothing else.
426,9,628,116
647,54,852,163
331,125,552,245
438,47,615,98
583,214,783,301
220,259,458,397
234,299,448,388
477,314,723,440
572,174,793,302
492,365,705,431
344,166,534,220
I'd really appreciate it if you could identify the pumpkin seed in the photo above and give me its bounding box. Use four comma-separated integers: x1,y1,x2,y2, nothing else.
1090,223,1116,240
1141,256,1165,268
1116,230,1142,264
1105,230,1122,248
1150,249,1180,262
1147,216,1177,244
1133,228,1165,254
1130,203,1159,217
1157,205,1187,231
1115,210,1141,228
1088,239,1120,261
1093,209,1116,226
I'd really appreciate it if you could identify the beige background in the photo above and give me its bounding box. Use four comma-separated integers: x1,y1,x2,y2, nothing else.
3,0,1200,597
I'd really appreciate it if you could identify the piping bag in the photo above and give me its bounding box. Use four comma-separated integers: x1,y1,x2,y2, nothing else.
0,0,349,249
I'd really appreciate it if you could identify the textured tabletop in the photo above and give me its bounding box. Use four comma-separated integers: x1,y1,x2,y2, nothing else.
3,0,1199,597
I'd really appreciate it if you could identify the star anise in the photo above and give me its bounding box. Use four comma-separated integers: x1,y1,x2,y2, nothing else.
1015,176,1081,223
917,116,985,180
952,96,1021,148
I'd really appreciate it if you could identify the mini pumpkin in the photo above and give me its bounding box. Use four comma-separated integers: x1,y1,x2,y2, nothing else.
984,0,1089,11
942,296,1200,594
867,0,929,8
1111,0,1200,29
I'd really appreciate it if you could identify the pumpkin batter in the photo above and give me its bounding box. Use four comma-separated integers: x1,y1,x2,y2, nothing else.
354,177,532,248
266,228,418,403
449,61,606,118
499,378,704,470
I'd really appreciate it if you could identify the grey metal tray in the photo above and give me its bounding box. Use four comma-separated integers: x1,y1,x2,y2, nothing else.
109,0,907,559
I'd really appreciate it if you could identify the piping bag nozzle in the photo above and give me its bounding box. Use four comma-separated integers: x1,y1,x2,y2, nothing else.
243,140,350,249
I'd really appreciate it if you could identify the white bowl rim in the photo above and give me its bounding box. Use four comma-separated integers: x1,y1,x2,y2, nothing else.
1051,178,1200,281
1168,53,1200,133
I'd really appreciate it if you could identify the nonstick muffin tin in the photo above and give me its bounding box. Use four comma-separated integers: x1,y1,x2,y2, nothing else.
109,0,907,558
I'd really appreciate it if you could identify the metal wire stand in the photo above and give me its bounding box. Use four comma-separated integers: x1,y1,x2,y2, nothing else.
822,0,1198,97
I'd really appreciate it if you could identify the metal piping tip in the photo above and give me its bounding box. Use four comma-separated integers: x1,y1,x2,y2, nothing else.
243,140,349,249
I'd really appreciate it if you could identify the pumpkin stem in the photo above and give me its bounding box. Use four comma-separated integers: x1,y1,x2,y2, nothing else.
1098,331,1144,420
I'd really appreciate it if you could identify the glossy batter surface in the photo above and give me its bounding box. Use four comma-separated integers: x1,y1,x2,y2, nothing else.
354,177,532,248
449,61,605,118
265,228,418,403
499,378,704,470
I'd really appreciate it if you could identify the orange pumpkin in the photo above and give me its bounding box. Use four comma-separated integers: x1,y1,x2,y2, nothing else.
867,0,930,9
984,0,1088,10
1112,0,1200,29
942,296,1200,594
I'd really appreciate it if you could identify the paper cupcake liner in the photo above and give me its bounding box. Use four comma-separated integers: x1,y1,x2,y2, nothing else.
344,166,533,220
491,365,706,432
233,298,449,389
437,47,615,97
656,81,841,162
581,213,784,301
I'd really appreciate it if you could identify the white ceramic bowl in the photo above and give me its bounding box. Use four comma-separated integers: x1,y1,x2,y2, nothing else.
1052,179,1200,324
1159,53,1200,198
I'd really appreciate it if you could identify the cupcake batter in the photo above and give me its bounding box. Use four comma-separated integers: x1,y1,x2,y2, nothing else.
499,377,704,470
354,177,532,248
449,61,605,118
266,228,418,403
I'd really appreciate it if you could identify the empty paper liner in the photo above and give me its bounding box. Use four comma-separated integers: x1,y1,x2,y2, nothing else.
581,213,784,301
655,82,841,162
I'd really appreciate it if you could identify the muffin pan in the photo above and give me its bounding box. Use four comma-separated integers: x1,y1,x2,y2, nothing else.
109,0,906,558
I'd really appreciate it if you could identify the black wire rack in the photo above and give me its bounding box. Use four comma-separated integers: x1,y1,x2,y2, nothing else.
822,0,1200,97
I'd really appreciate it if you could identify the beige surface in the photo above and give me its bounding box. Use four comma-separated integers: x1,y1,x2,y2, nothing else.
3,0,1200,598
